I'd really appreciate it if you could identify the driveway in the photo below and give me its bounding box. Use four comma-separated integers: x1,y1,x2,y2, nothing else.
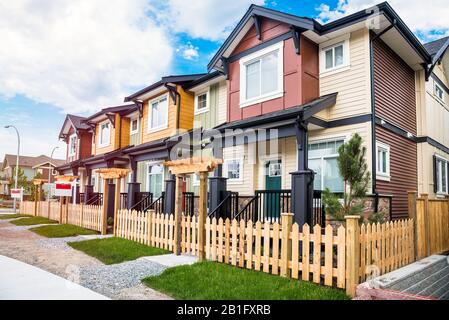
0,255,108,300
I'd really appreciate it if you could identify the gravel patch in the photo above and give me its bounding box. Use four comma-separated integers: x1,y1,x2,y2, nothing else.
77,258,169,299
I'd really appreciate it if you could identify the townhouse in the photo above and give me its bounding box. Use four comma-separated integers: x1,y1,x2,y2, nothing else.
56,1,449,226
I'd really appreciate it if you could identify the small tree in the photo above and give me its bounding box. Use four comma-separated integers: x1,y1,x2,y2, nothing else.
8,167,32,194
322,134,370,221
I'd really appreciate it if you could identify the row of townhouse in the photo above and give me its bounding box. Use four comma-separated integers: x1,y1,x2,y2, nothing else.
56,2,449,225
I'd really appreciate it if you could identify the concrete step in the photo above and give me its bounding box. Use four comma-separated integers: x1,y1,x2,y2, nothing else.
429,276,449,300
411,267,449,297
387,258,448,291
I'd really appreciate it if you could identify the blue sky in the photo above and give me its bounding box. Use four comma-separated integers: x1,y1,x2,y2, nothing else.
0,0,447,161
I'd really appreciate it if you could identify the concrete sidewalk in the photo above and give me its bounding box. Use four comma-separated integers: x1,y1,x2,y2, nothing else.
0,255,109,300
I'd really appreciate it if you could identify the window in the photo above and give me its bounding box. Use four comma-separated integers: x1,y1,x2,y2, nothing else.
192,173,200,186
68,134,77,156
240,42,283,108
130,117,139,135
149,95,169,132
147,163,164,197
320,36,350,74
435,156,449,195
269,163,282,177
99,122,110,147
195,90,209,115
308,139,345,193
376,142,390,181
435,82,445,103
224,159,243,183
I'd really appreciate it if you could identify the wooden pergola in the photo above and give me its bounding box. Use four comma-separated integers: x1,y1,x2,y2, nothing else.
54,175,78,222
97,168,131,235
32,179,48,217
165,157,222,260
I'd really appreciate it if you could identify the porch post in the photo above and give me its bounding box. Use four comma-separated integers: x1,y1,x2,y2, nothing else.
113,178,121,235
209,176,228,217
72,167,80,204
101,179,109,235
291,117,314,227
107,180,115,221
173,174,184,255
127,158,141,209
198,172,208,261
85,167,93,204
164,174,176,214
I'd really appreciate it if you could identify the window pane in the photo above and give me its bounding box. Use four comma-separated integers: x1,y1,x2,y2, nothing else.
151,102,158,128
261,51,278,94
131,119,138,131
309,159,322,191
437,160,442,192
246,60,261,99
382,150,387,173
334,45,344,66
324,157,344,192
325,49,333,69
197,94,207,110
227,160,240,180
442,162,447,193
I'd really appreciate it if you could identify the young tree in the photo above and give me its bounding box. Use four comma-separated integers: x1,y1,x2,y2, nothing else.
322,133,371,221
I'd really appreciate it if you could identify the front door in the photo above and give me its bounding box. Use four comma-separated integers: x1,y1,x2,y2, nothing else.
147,163,164,198
264,160,282,220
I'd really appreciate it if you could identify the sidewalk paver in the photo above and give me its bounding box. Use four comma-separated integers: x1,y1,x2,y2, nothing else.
0,255,109,300
142,254,198,267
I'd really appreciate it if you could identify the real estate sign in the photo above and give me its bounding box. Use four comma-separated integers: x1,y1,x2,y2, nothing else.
54,183,72,197
10,188,23,200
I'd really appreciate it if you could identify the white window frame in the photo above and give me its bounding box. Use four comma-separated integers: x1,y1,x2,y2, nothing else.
308,137,346,193
68,134,77,157
435,155,449,195
434,82,445,104
98,121,111,148
319,34,350,76
239,42,284,108
194,89,210,115
148,94,169,133
223,158,244,184
130,117,139,135
376,141,391,181
146,161,165,194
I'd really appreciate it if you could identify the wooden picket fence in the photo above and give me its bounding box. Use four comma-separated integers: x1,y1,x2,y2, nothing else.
115,210,175,251
19,201,34,216
359,219,415,282
412,193,449,259
67,204,104,232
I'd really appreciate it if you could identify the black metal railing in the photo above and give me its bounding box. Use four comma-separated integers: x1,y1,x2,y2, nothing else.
130,192,153,212
86,193,103,206
145,192,165,214
233,189,327,226
120,193,128,210
208,191,239,220
183,192,195,217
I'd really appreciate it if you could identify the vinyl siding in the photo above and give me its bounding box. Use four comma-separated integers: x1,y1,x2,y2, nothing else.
93,115,119,156
217,81,228,125
318,28,372,121
417,142,449,197
193,84,218,130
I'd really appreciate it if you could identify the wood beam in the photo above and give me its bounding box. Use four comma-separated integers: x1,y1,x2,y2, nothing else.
291,27,301,55
252,15,262,40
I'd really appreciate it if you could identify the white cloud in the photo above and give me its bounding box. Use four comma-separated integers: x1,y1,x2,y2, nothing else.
178,43,200,60
150,0,265,41
316,0,449,42
0,0,174,114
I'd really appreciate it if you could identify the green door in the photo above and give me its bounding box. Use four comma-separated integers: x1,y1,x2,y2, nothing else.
264,160,282,221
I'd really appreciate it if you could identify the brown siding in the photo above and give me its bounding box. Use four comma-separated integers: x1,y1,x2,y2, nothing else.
373,39,416,135
376,126,417,220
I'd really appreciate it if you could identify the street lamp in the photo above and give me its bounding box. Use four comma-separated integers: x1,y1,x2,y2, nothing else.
48,146,59,199
4,125,20,213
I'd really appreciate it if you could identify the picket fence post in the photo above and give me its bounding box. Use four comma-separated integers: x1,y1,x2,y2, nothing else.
408,191,418,260
280,213,293,278
345,215,360,297
421,194,430,258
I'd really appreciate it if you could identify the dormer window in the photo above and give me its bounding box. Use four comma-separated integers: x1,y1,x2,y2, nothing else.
99,121,111,147
68,134,77,157
239,42,284,108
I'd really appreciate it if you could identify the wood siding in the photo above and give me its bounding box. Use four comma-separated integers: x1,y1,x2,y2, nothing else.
227,17,319,122
373,39,417,135
64,127,92,163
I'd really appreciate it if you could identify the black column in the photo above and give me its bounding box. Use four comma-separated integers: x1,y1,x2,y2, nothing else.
209,176,228,217
127,157,141,209
164,174,176,214
107,180,115,220
291,117,314,227
84,167,93,204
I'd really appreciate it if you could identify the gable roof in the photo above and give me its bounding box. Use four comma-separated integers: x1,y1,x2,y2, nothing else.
124,74,207,102
84,103,138,124
59,114,90,139
208,2,430,72
424,36,449,58
2,155,65,170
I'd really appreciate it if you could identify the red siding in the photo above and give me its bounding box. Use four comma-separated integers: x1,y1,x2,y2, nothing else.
227,18,319,122
64,127,92,163
373,39,417,220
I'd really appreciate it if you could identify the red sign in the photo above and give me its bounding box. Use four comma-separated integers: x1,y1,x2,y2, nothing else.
56,183,72,190
11,188,23,200
54,183,72,197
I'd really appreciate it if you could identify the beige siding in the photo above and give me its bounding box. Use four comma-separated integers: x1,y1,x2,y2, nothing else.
217,80,228,125
318,28,372,121
223,144,257,196
418,142,449,197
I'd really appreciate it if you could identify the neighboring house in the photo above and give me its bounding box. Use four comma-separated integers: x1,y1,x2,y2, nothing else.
0,162,8,195
1,154,65,195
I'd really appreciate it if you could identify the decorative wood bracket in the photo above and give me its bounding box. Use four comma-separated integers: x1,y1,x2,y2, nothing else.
291,27,301,55
221,57,229,80
165,84,178,105
252,15,262,41
135,100,144,118
106,113,116,128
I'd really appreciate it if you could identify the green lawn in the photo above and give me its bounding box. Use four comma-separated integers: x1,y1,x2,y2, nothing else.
0,214,31,220
143,262,350,300
30,224,98,238
68,237,171,265
11,216,58,226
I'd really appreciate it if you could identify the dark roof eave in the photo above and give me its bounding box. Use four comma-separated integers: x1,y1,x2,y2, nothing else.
215,93,338,131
